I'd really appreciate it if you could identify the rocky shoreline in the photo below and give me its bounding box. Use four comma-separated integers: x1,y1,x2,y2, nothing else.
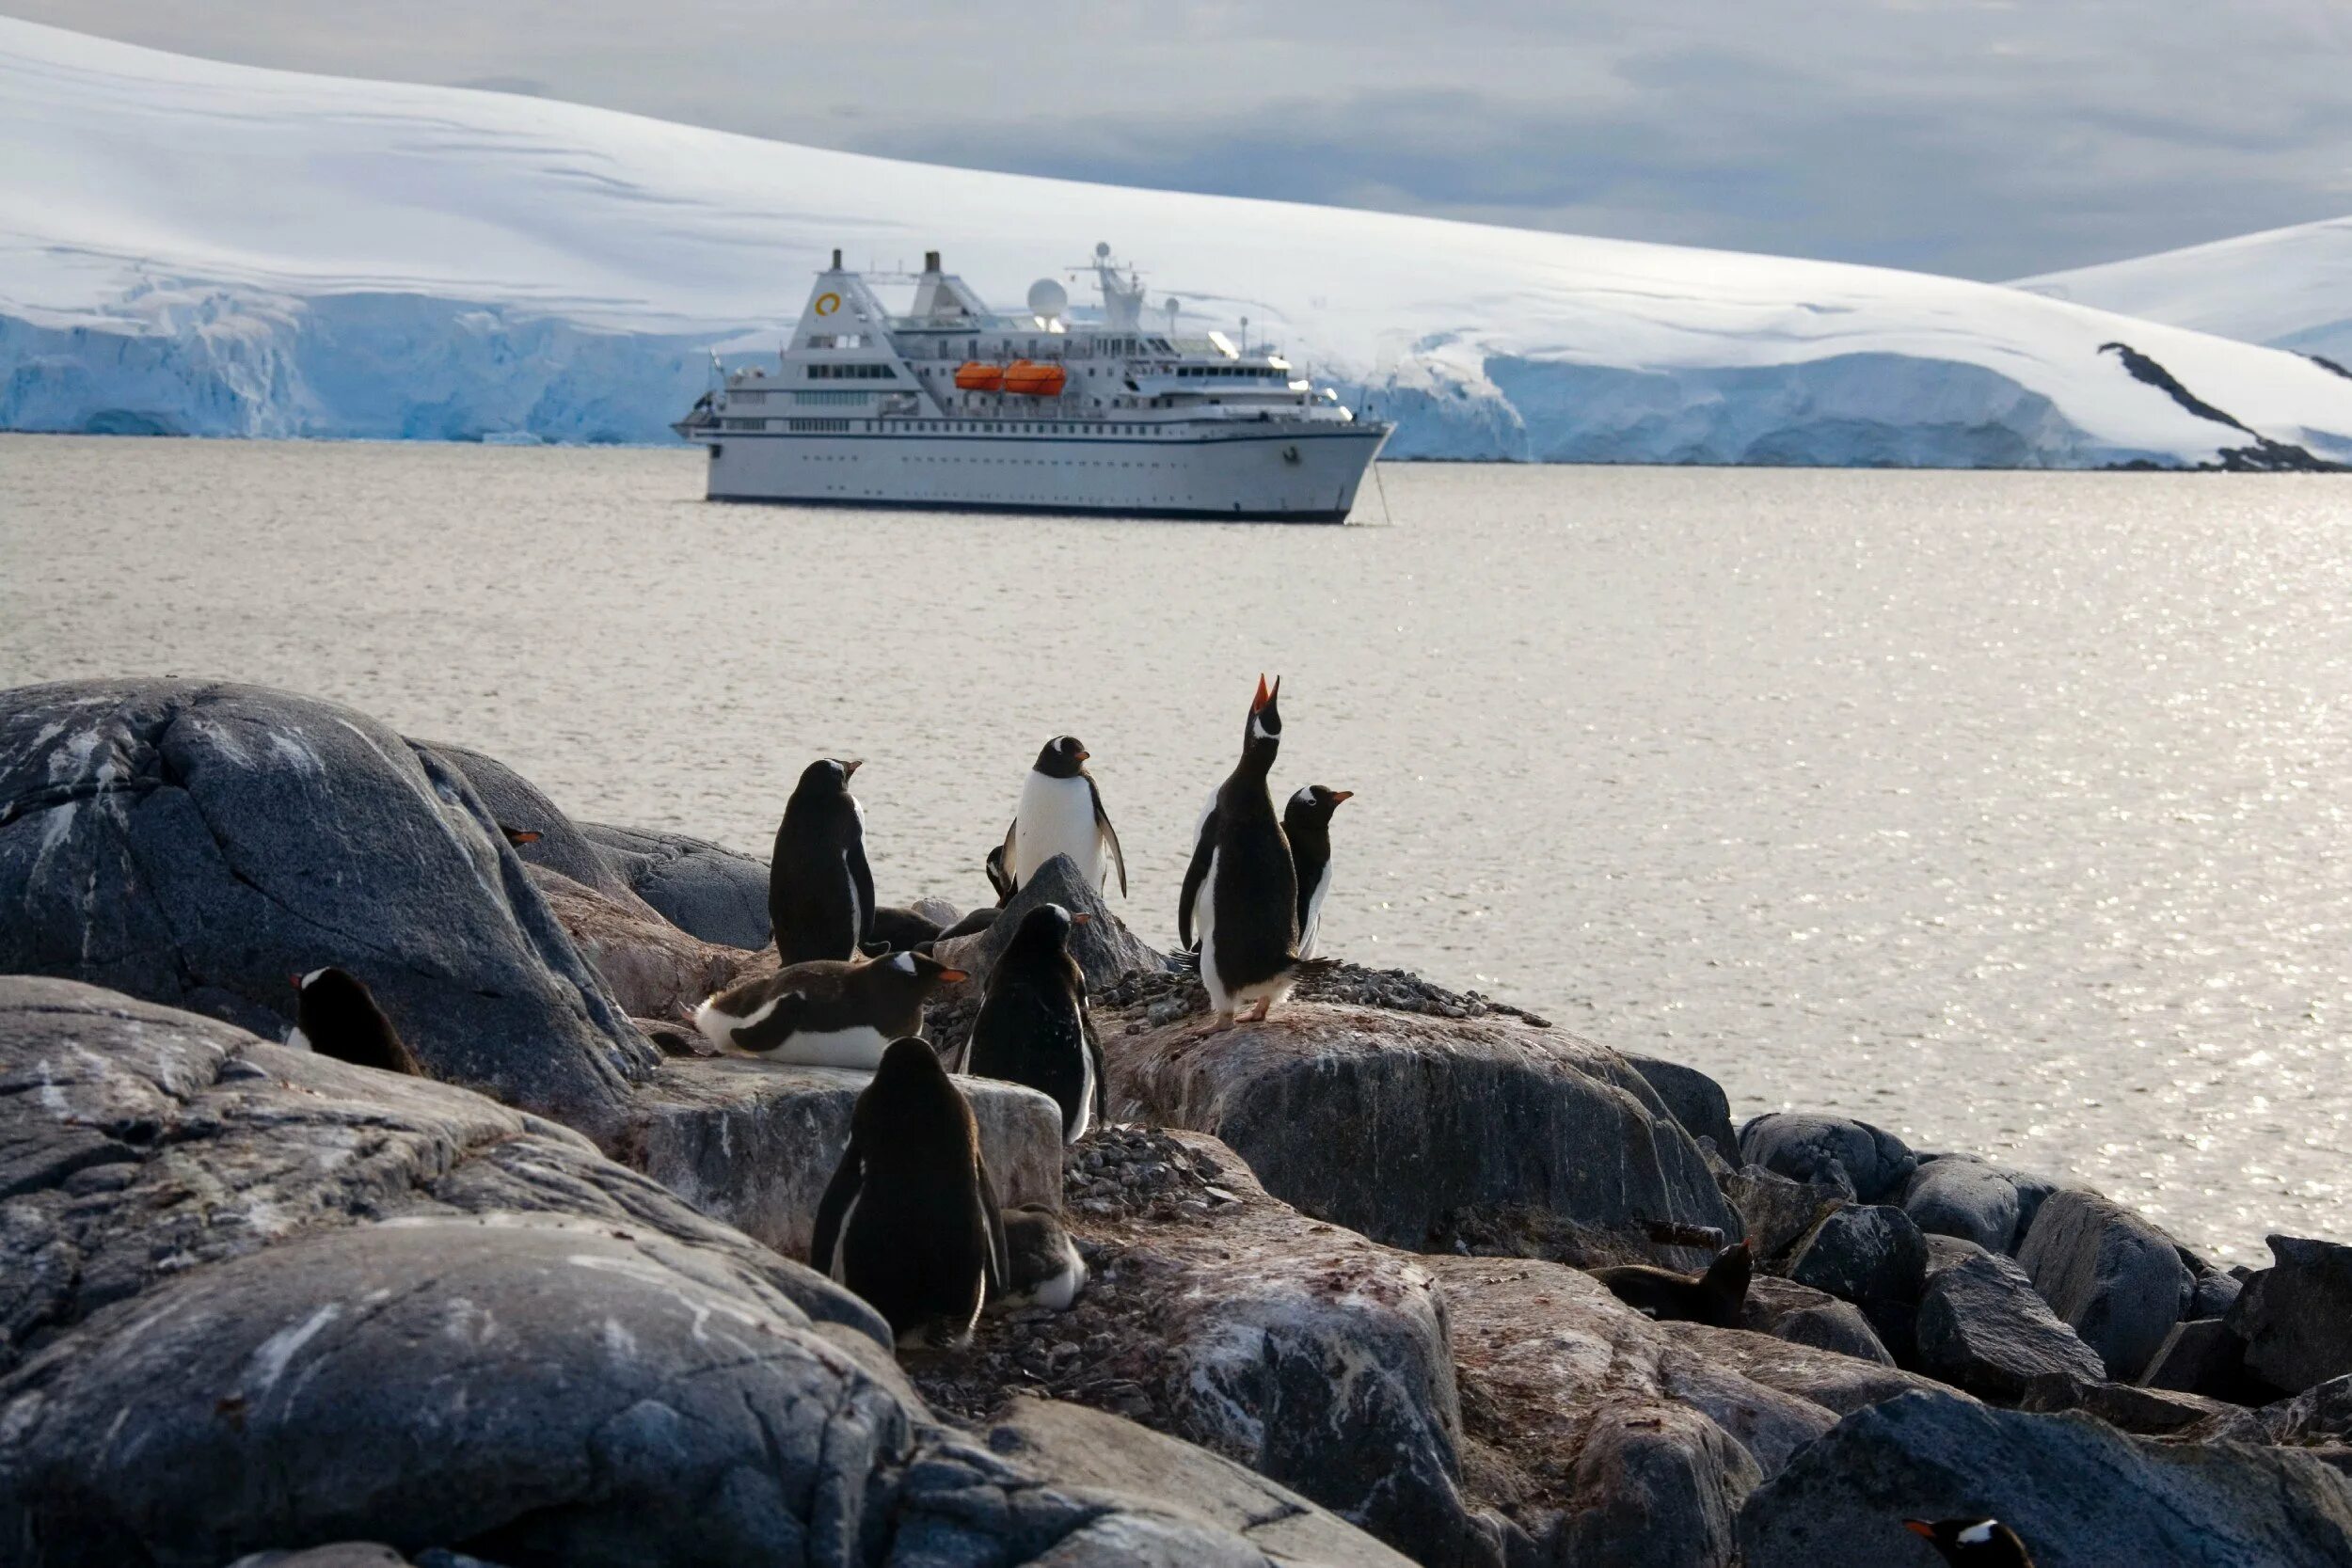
3,677,2348,1566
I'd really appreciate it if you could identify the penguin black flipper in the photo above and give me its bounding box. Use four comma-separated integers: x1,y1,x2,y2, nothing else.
1086,773,1128,897
973,1145,1009,1296
1177,802,1218,949
810,1137,863,1278
991,820,1019,902
725,989,816,1053
848,837,878,950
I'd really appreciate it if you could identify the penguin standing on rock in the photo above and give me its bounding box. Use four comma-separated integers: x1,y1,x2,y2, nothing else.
811,1037,1008,1346
1589,1240,1753,1327
770,758,875,964
1181,677,1330,1030
1281,785,1352,959
960,904,1106,1142
1903,1519,2036,1567
998,736,1126,900
289,968,422,1077
691,951,966,1068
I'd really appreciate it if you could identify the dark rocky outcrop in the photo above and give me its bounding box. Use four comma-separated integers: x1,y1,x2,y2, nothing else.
1103,996,1736,1253
1740,1389,2352,1567
1623,1051,1739,1158
0,679,655,1140
2140,1317,2277,1403
1785,1204,1928,1357
424,740,661,918
528,864,743,1022
1742,1276,1896,1366
1900,1153,2042,1254
2262,1374,2352,1446
577,820,772,950
1915,1248,2106,1400
2013,1189,2191,1382
2230,1236,2352,1394
1739,1114,1915,1203
930,853,1168,994
1724,1164,1848,1266
0,977,1398,1568
2017,1374,2262,1440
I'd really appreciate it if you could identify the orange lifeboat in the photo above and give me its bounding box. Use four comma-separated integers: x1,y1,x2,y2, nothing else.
1003,360,1069,397
954,361,1004,392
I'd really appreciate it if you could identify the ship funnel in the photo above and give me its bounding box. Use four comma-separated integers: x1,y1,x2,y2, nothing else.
830,247,843,270
924,250,942,272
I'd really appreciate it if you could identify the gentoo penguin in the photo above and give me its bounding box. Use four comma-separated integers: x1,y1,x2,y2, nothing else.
1903,1519,2036,1567
289,968,422,1077
1589,1240,1753,1328
811,1037,1008,1346
770,757,875,965
960,904,1106,1142
996,1205,1089,1310
1280,785,1353,959
1182,676,1327,1029
983,842,1017,907
997,736,1127,899
869,905,945,953
691,951,967,1068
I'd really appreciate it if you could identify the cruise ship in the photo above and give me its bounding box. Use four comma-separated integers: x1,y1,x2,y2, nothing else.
675,245,1390,521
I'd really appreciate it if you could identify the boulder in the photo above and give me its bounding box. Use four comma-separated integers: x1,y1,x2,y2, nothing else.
422,740,660,919
2262,1375,2352,1446
1739,1389,2352,1567
1622,1052,1740,1158
1785,1204,1928,1356
1738,1114,1915,1203
625,1056,1066,1258
1915,1250,2106,1400
2191,1266,2244,1320
0,977,1401,1568
0,679,654,1140
1103,996,1737,1252
2017,1374,2263,1439
1742,1276,1896,1366
1659,1323,1947,1422
529,865,745,1022
2140,1318,2275,1402
932,854,1168,992
2230,1236,2352,1394
1724,1164,1846,1266
2014,1189,2191,1382
1901,1154,2025,1253
577,820,772,950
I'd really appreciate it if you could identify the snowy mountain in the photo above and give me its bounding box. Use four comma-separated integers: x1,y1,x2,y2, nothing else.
2017,216,2352,371
6,18,2352,467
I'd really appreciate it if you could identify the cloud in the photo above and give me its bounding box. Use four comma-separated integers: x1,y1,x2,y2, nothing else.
6,0,2348,279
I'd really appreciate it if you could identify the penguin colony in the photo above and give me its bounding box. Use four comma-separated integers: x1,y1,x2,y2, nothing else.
274,682,2044,1562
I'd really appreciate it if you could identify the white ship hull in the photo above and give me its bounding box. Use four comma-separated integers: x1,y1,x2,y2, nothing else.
701,423,1388,522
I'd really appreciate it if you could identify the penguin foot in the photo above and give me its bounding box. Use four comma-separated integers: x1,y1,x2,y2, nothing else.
1202,1010,1237,1034
1247,997,1273,1023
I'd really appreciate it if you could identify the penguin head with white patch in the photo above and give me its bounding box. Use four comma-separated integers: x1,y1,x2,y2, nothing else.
1001,901,1090,966
1033,736,1090,779
1242,674,1282,760
1285,784,1352,828
1903,1518,2033,1566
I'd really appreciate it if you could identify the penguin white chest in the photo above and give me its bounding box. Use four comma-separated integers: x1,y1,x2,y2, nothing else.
1014,774,1103,890
1298,863,1333,960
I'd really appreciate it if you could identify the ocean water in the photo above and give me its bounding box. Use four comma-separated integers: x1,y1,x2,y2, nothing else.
4,434,2348,1261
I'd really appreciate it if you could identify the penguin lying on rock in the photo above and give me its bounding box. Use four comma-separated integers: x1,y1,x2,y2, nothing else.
1589,1240,1753,1327
289,968,422,1077
1179,676,1334,1030
960,904,1106,1142
996,1205,1088,1310
691,951,966,1068
770,757,875,964
812,1037,1008,1347
1904,1519,2035,1566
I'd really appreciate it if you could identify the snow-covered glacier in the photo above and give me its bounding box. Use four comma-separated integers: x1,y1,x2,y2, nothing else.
6,18,2352,468
2017,215,2352,371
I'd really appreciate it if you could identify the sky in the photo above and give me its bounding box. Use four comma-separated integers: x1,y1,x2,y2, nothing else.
8,0,2351,281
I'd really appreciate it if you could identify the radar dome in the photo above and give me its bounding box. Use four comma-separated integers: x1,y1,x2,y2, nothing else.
1095,241,1112,259
1026,277,1069,319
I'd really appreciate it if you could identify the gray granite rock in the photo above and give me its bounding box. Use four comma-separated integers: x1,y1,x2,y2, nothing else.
1915,1251,2108,1400
2014,1188,2191,1383
1739,1389,2352,1568
1622,1052,1740,1158
1786,1204,1928,1356
1901,1154,2025,1253
2017,1373,2262,1439
1104,998,1736,1252
578,820,772,950
528,865,744,1022
422,740,659,917
0,977,1400,1568
933,853,1168,991
2262,1375,2352,1446
2230,1236,2352,1394
1741,1276,1896,1366
1739,1114,1915,1203
0,679,654,1140
2140,1318,2272,1402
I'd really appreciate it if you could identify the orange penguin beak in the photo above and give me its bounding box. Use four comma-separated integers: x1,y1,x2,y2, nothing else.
1902,1521,1935,1541
1071,912,1092,925
1331,790,1354,804
1074,749,1090,763
1251,674,1273,713
288,973,304,990
842,758,864,779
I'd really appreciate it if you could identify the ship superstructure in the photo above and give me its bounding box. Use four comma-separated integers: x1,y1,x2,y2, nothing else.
675,245,1389,521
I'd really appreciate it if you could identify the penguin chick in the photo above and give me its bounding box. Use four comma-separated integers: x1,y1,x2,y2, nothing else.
811,1037,1008,1347
770,757,874,965
691,951,967,1069
961,904,1106,1142
999,736,1127,900
1903,1519,2036,1567
1281,784,1353,959
290,968,423,1077
994,1205,1089,1310
1589,1240,1753,1328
